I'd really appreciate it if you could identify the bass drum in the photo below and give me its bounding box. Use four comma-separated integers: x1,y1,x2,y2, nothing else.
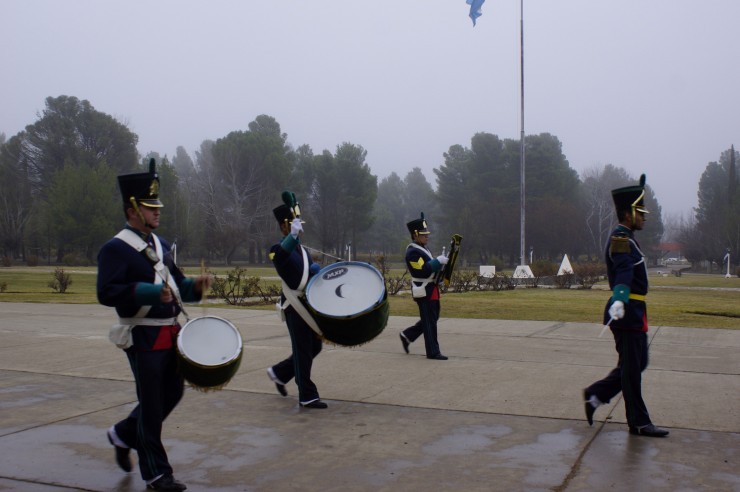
305,261,389,346
176,316,243,391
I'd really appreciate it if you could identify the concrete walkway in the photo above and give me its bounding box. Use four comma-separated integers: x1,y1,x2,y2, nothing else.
0,302,738,491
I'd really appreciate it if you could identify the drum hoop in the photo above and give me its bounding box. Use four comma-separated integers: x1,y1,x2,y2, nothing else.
308,292,387,321
177,316,243,368
306,261,383,291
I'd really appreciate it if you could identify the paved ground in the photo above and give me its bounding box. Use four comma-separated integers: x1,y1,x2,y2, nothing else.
0,302,738,491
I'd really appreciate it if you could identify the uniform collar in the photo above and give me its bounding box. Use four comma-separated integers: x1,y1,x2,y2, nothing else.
125,224,151,243
616,224,634,236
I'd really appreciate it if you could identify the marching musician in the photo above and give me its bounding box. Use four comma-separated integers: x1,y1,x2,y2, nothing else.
266,193,327,409
399,213,449,360
582,174,669,437
97,159,212,491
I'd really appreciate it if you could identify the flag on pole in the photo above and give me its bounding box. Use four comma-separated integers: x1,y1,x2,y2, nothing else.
467,0,486,26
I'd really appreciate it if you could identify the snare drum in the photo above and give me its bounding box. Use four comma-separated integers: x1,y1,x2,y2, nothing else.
304,261,389,346
176,316,243,390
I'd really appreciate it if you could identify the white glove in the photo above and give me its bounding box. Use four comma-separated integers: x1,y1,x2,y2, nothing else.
608,300,625,320
436,255,449,265
290,218,303,239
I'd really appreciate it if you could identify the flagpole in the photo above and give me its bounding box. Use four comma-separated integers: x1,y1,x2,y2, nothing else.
519,0,526,267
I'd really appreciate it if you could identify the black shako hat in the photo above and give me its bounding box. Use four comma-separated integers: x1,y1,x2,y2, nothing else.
406,212,430,237
273,190,300,225
611,173,649,216
118,158,163,208
273,204,294,225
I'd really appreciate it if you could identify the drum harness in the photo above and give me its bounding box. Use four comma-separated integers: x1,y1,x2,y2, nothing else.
108,229,182,349
276,245,325,338
407,242,437,299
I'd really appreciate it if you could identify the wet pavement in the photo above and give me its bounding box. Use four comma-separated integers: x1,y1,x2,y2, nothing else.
0,302,738,491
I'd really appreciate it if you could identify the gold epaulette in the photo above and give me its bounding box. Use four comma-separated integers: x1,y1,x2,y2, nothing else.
609,235,630,254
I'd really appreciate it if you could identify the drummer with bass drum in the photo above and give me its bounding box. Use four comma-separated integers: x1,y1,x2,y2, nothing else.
266,192,328,409
399,213,450,360
97,159,212,491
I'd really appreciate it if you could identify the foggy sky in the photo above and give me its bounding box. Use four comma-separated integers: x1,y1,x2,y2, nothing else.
2,0,739,218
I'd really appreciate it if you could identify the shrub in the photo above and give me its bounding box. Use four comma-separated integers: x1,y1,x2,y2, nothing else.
552,272,575,289
49,267,73,293
477,273,516,291
386,272,409,296
2,256,11,267
530,259,557,277
573,262,606,289
0,282,7,293
211,267,279,306
26,255,40,267
446,270,479,293
524,260,555,288
372,254,409,296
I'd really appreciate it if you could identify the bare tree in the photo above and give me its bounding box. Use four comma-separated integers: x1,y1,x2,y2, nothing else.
581,166,618,259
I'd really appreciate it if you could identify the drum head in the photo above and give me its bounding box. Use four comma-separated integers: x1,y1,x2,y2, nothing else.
178,316,242,366
306,262,385,317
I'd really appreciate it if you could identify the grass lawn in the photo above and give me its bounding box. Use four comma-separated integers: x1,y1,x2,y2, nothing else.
387,288,740,329
1,266,738,329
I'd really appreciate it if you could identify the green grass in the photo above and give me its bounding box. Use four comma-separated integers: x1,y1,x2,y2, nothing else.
1,266,738,329
646,273,740,288
388,288,740,329
0,267,98,303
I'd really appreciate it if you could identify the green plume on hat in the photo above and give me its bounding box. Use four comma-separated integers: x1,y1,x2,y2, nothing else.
282,190,296,207
281,190,302,219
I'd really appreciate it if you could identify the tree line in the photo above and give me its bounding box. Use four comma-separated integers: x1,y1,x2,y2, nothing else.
0,95,737,271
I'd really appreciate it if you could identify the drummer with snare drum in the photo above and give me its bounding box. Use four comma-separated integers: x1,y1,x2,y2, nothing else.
97,159,212,491
266,192,328,409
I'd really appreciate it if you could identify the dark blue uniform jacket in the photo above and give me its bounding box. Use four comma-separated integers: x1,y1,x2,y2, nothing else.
604,225,649,332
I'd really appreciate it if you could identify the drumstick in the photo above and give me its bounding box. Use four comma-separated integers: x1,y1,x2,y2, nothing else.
155,260,189,320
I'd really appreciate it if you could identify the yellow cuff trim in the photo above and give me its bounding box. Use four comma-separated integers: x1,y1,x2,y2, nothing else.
628,293,646,301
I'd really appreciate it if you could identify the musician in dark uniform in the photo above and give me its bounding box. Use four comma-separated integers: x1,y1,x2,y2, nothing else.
583,174,669,437
266,194,327,408
399,213,449,360
98,159,212,491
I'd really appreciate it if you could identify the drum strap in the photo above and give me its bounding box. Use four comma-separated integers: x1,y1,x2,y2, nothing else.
278,246,323,337
407,243,435,298
114,229,183,309
297,245,310,291
281,282,323,337
110,229,184,349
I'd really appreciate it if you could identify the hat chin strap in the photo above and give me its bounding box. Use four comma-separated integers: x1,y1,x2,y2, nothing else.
130,197,156,230
629,189,645,226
